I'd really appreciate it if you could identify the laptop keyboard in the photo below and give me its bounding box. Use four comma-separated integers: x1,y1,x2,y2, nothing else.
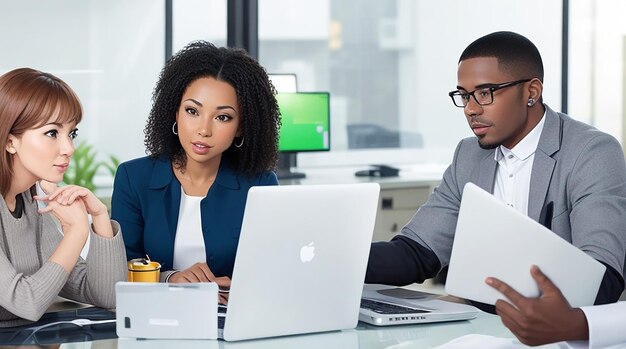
217,305,227,330
360,298,430,314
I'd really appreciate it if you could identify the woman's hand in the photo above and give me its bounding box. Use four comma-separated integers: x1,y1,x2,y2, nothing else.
35,181,92,273
39,180,108,218
169,262,231,304
36,180,114,238
35,181,89,233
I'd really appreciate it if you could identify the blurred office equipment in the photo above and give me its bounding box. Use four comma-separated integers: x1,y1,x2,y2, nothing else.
268,73,298,93
276,92,331,179
347,123,423,149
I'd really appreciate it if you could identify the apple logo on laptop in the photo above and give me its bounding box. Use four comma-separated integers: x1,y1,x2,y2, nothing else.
300,242,315,263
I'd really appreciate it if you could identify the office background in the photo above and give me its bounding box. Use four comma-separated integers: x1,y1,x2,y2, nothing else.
0,0,624,191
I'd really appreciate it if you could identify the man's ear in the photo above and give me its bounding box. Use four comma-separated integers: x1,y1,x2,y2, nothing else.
528,78,543,103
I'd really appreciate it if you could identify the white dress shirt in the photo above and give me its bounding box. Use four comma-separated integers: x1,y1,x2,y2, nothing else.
565,302,626,349
493,111,546,215
489,110,623,349
173,189,206,271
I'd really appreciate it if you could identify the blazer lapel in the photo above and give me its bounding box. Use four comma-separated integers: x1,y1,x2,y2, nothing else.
528,152,556,221
149,158,181,243
163,183,181,242
477,152,498,193
528,106,561,221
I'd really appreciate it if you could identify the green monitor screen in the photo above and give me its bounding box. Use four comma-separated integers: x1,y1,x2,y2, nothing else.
277,92,330,152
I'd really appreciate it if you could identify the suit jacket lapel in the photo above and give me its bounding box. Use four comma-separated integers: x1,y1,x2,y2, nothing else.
149,158,181,243
528,106,561,221
163,182,181,242
477,152,498,193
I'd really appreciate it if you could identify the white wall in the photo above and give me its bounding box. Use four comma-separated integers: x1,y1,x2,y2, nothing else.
589,0,626,141
299,0,564,167
259,0,330,40
173,0,227,51
3,1,621,185
406,0,562,149
0,0,164,167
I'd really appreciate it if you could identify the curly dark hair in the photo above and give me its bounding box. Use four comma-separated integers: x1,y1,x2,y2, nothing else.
144,41,280,177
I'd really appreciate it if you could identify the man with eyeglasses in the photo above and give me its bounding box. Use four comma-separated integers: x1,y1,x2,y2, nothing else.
365,31,626,346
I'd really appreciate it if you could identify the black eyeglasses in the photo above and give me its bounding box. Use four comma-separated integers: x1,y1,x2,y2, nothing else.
448,79,532,108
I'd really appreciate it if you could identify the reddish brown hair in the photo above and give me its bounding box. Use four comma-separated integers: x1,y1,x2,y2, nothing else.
0,68,82,196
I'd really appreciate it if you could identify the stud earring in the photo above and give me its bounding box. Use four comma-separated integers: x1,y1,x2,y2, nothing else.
527,98,535,107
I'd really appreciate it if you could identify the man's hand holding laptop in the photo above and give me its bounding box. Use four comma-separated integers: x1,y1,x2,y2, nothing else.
168,262,231,304
486,265,589,346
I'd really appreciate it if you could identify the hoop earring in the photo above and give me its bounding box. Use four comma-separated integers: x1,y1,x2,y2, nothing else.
234,137,244,148
527,98,535,107
172,122,178,135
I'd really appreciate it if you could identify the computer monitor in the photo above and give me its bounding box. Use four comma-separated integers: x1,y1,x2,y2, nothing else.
268,73,298,93
276,92,330,179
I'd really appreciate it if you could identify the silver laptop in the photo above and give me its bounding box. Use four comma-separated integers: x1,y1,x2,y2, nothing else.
445,182,606,307
220,183,380,341
359,284,479,326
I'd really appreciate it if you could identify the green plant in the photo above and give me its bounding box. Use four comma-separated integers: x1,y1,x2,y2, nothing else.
101,154,121,179
63,141,119,191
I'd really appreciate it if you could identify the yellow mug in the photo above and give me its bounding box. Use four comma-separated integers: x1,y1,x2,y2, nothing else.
127,258,161,282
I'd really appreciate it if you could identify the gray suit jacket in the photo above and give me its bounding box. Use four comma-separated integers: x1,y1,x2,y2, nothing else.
403,105,626,278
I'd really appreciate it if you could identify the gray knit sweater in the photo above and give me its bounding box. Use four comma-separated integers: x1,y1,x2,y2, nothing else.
0,190,127,327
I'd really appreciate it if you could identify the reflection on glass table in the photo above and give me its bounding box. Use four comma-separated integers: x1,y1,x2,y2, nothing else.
0,307,117,346
27,312,577,349
56,330,358,349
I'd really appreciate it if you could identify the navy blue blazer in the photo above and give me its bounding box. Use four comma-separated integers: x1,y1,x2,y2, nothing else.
111,156,278,277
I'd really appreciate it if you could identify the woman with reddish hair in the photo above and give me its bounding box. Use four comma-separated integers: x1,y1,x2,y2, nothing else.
0,68,126,327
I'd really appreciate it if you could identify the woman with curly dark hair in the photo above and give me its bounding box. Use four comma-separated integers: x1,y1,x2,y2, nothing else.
111,41,280,296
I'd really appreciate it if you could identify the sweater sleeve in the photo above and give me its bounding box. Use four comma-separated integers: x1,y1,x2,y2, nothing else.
0,254,69,322
59,220,127,309
0,207,71,323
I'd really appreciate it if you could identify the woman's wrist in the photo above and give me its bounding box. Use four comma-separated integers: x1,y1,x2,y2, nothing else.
90,213,114,238
165,270,180,283
89,204,109,220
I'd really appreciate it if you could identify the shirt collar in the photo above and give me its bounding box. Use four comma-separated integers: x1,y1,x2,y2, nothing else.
494,109,547,162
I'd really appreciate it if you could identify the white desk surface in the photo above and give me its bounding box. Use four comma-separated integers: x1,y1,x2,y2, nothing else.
43,287,573,349
55,312,568,349
56,163,557,349
279,163,446,189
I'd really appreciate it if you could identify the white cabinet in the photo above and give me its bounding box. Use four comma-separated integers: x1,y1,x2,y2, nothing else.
373,186,433,241
279,165,444,242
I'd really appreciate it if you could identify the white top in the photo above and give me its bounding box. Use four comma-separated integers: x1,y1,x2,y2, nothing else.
173,189,206,271
565,301,626,349
493,111,546,215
